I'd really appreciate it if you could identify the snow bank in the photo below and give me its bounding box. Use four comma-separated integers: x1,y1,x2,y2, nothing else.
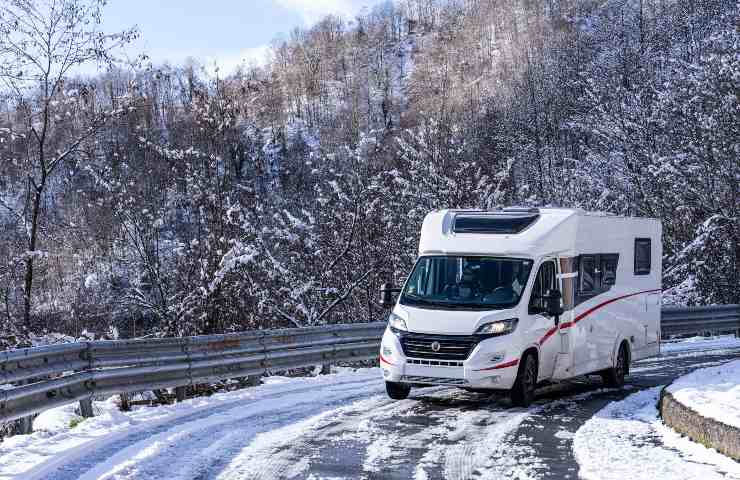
574,387,740,480
661,334,740,355
666,359,740,429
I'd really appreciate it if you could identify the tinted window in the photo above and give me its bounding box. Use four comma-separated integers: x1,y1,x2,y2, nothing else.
453,214,539,234
529,261,557,315
580,256,596,293
634,238,651,275
601,255,618,286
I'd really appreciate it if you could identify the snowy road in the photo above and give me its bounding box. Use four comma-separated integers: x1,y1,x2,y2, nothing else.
2,338,740,480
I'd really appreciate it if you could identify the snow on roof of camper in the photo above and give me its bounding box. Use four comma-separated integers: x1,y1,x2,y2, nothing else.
418,208,581,257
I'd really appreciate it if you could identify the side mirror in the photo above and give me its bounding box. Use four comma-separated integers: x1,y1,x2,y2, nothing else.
545,289,564,320
379,283,401,307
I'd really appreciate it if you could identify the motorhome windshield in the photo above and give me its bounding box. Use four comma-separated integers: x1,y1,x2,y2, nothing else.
400,256,533,310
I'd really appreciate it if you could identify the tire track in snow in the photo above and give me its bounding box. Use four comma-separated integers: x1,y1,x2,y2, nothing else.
24,375,382,480
217,391,439,479
256,386,542,480
215,396,396,479
81,383,384,480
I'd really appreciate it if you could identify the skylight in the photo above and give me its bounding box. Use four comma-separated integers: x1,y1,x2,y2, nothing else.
453,213,539,234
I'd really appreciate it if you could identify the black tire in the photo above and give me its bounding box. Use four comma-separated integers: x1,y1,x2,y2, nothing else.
386,381,411,400
602,343,629,388
511,353,538,407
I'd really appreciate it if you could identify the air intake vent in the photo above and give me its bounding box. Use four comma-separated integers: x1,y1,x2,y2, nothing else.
453,212,539,234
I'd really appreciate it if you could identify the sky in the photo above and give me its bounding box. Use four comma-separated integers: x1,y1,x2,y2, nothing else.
101,0,390,73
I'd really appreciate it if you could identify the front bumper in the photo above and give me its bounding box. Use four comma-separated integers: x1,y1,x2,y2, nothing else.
379,328,520,390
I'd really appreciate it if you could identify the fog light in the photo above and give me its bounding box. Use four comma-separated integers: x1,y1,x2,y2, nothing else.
487,375,501,384
382,369,390,378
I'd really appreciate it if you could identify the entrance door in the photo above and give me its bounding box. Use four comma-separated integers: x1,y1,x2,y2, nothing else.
528,259,560,380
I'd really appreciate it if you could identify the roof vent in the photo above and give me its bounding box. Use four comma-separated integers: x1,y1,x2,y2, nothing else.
500,207,540,214
453,212,539,234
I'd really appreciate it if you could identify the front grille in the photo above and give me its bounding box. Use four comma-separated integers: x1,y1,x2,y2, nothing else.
399,332,479,361
401,375,468,386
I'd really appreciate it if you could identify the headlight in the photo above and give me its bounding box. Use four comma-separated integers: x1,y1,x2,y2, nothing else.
388,312,408,332
475,318,518,337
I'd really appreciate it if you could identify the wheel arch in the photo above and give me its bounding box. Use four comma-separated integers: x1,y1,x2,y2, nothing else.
520,345,540,377
613,337,631,375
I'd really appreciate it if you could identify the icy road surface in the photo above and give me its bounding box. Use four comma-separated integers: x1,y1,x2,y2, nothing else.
1,336,739,480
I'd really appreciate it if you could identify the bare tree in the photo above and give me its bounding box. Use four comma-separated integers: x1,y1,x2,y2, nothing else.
0,0,136,327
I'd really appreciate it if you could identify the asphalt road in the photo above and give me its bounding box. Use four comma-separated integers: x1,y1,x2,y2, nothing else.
23,345,740,480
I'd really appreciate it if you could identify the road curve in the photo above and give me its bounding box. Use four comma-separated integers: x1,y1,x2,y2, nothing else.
15,345,740,480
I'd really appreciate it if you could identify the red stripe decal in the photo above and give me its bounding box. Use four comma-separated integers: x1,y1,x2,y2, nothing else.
558,288,662,333
538,326,558,346
380,354,395,366
475,358,519,372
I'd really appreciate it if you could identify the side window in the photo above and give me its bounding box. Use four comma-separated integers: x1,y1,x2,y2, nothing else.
634,238,651,275
579,256,596,293
529,261,557,315
601,255,619,287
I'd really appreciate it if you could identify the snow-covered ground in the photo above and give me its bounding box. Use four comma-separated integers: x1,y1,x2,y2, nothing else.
574,387,740,480
666,358,740,429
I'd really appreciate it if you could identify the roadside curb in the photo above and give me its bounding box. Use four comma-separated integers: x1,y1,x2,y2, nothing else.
659,385,740,460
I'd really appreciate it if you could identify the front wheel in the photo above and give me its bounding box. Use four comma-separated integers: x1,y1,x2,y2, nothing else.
601,343,628,388
511,354,537,407
386,381,411,400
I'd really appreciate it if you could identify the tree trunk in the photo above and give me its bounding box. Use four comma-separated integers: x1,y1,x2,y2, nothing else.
22,189,43,327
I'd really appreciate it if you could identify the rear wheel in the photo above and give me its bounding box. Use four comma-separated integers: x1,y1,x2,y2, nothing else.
511,354,537,407
386,381,411,400
602,343,628,388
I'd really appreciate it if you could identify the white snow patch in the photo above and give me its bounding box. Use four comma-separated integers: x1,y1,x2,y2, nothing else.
414,407,539,480
32,403,84,434
574,386,740,480
554,430,574,440
666,358,740,429
84,273,99,289
661,335,740,355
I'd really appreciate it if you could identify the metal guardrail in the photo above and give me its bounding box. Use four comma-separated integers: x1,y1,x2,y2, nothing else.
661,305,740,338
1,305,738,426
0,322,386,423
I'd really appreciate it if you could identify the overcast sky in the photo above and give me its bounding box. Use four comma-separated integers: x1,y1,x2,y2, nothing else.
101,0,389,72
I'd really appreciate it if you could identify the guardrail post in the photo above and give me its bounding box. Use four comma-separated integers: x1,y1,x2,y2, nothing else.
15,415,33,435
78,341,94,418
13,380,34,435
247,375,261,386
320,364,331,375
78,399,94,418
119,393,131,412
175,386,186,402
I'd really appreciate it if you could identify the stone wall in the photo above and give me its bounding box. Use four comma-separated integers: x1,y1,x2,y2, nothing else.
660,387,740,460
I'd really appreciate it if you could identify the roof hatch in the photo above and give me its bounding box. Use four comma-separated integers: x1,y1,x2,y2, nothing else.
453,210,540,234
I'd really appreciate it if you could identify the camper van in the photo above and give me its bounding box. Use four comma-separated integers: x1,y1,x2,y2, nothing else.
378,208,661,406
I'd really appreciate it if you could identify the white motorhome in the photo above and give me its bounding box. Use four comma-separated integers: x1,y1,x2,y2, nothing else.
379,208,661,405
